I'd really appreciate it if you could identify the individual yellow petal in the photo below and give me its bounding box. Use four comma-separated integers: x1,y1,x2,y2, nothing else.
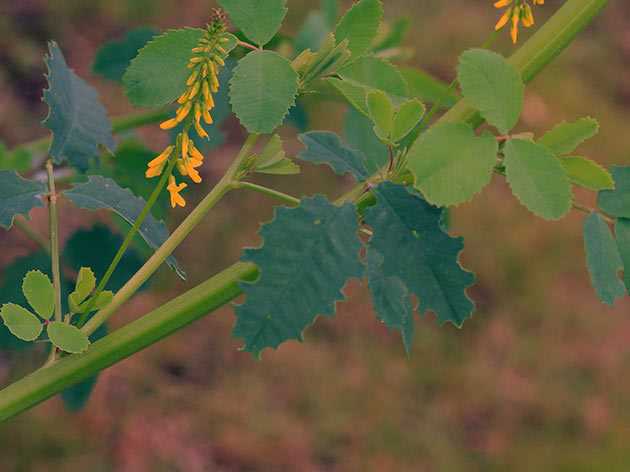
189,56,204,64
187,165,202,184
148,145,173,168
212,55,225,67
511,10,520,43
495,10,511,30
201,64,208,78
167,175,187,208
190,144,204,162
203,107,214,125
175,102,193,123
181,132,189,160
494,0,511,8
177,89,190,105
186,70,199,86
145,165,163,178
188,81,201,100
177,159,188,176
160,117,180,130
216,46,227,55
522,4,535,27
194,119,209,139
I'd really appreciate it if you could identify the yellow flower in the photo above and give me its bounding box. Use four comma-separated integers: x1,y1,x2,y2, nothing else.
494,0,544,43
167,175,188,208
145,145,174,179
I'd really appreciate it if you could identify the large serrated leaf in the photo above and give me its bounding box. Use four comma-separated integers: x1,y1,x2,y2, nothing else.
64,176,185,279
504,139,572,220
298,131,369,182
539,117,599,155
457,49,524,134
367,250,414,354
335,0,383,58
43,42,115,171
344,107,388,174
93,27,158,82
22,270,54,320
0,171,46,230
365,182,476,327
583,213,626,305
0,304,42,342
229,51,298,134
233,196,363,357
400,67,458,109
407,123,498,207
219,0,287,47
327,77,370,116
123,28,205,108
598,167,630,218
47,321,90,354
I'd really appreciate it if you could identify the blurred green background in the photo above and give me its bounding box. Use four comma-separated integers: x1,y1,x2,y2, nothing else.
1,0,630,470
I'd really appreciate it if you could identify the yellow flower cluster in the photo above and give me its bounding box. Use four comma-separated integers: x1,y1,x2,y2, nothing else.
494,0,544,43
146,15,230,208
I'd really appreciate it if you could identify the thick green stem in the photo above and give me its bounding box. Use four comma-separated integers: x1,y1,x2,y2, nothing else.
46,159,63,323
235,181,301,206
81,134,259,336
0,0,608,421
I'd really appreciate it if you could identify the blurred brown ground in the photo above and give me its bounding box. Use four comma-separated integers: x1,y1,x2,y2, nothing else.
1,0,630,470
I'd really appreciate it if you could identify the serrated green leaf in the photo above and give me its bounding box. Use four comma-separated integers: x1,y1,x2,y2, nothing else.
22,270,54,320
583,213,626,305
253,135,300,175
298,132,369,181
392,99,425,143
615,219,630,293
233,196,363,357
407,123,498,207
43,42,115,170
0,171,46,230
365,182,475,326
69,267,96,311
338,56,408,98
93,28,157,82
327,77,370,115
0,142,32,172
0,304,42,342
457,49,524,134
539,117,599,155
401,67,458,109
335,0,383,58
504,139,572,220
256,160,301,176
229,51,298,134
560,156,614,191
123,28,204,107
598,167,630,219
47,321,90,354
367,90,394,142
90,291,114,311
219,0,287,47
344,107,388,174
64,176,185,279
367,250,414,353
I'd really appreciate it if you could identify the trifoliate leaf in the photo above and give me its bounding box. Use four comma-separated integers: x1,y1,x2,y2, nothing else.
229,50,298,134
335,0,383,58
298,131,369,181
233,196,363,357
254,135,300,175
338,56,408,98
43,42,115,170
219,0,287,47
344,107,388,174
539,117,599,155
367,250,414,354
365,182,475,326
503,139,572,220
0,304,42,341
0,171,46,230
298,34,351,87
366,90,394,142
559,156,614,191
123,28,232,108
327,77,370,116
64,176,185,279
598,167,630,218
89,291,114,311
614,219,630,293
93,27,158,82
47,321,90,354
401,67,458,109
392,99,425,143
407,123,498,207
22,270,54,320
583,213,626,305
457,49,524,134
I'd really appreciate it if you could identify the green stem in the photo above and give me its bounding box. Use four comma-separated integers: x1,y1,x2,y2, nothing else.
235,181,301,206
0,0,608,422
77,156,178,327
46,159,63,323
81,134,260,336
14,217,50,254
